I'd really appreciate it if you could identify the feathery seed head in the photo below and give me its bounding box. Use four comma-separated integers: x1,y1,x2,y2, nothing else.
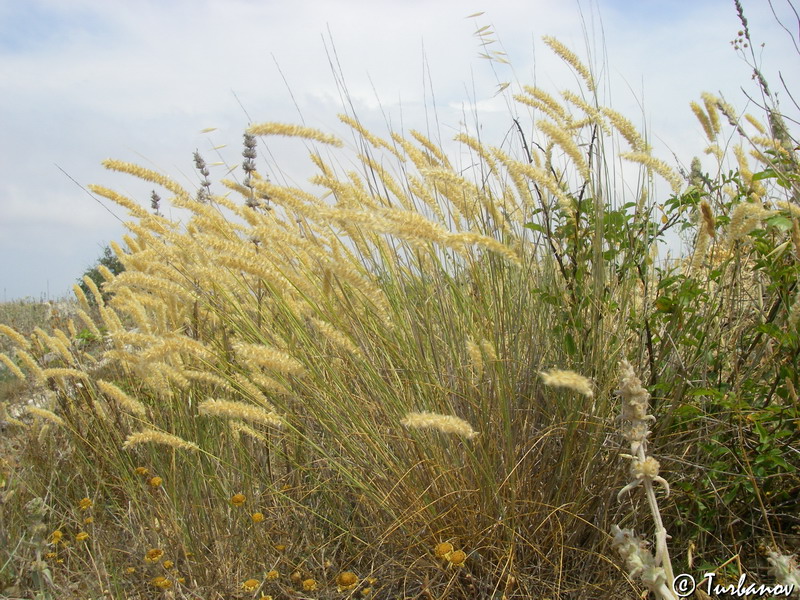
700,92,722,135
0,325,31,350
0,352,26,380
27,407,64,427
96,380,147,416
601,107,649,152
401,411,478,439
691,101,715,142
122,429,199,452
619,152,682,195
199,398,282,428
700,200,716,238
246,122,343,147
727,201,773,243
539,369,593,398
542,36,595,92
466,338,483,378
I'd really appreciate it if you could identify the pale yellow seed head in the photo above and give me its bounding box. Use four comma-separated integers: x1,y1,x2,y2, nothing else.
401,411,478,439
246,122,343,147
198,399,282,428
619,152,682,195
96,380,148,417
542,36,595,92
690,101,715,142
466,338,483,378
0,353,26,380
27,407,65,427
700,92,722,135
0,325,31,350
122,429,199,452
540,369,593,398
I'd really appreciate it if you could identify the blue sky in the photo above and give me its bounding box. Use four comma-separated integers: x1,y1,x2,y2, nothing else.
0,0,797,300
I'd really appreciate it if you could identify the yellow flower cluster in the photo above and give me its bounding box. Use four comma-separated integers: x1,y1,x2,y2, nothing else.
434,542,468,566
336,571,359,591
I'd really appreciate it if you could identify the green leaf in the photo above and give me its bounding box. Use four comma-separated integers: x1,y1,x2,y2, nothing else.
564,332,577,356
752,168,778,181
765,215,792,231
687,387,725,399
524,222,547,234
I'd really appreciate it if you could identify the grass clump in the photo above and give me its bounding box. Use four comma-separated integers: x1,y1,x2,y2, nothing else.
1,9,799,598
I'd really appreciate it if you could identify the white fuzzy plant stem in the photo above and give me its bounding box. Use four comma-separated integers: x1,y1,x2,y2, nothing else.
613,359,677,600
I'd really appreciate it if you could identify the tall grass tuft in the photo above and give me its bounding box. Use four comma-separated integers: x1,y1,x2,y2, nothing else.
1,13,798,597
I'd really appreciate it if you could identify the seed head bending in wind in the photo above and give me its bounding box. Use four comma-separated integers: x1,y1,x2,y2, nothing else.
401,411,478,440
539,369,593,398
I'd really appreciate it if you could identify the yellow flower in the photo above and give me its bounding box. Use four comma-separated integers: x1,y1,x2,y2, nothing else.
50,530,63,545
290,571,302,583
125,567,136,574
83,517,93,525
135,466,149,476
45,552,58,559
251,511,265,523
75,532,89,542
434,542,454,559
177,577,185,584
336,571,358,591
231,493,246,507
162,560,174,569
448,550,467,566
145,548,164,563
302,578,317,591
361,588,372,597
78,497,92,511
151,576,172,589
266,569,279,581
274,544,286,552
260,596,274,600
242,579,260,592
148,476,163,488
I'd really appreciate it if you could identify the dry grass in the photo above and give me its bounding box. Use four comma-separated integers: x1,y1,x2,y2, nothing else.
1,25,798,599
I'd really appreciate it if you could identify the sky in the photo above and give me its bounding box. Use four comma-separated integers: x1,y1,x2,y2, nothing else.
0,0,797,301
